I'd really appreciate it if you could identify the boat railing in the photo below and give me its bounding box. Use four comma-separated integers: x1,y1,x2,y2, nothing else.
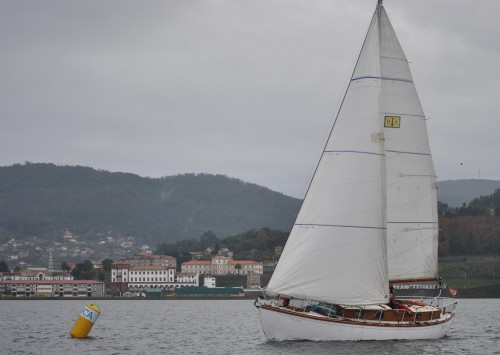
256,293,458,324
256,294,316,312
395,296,458,314
355,307,409,323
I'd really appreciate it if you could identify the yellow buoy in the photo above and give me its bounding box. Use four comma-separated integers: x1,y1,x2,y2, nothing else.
70,304,101,338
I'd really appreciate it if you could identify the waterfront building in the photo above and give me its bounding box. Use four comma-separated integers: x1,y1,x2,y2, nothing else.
0,280,105,298
176,272,198,284
110,264,198,293
0,269,73,281
246,275,261,289
204,276,216,288
181,256,263,276
110,262,130,292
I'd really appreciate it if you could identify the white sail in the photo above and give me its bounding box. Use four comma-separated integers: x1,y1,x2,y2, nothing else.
266,3,439,304
378,7,439,283
258,3,457,341
266,8,389,306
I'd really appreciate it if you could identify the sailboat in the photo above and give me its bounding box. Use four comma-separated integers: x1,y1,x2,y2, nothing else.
255,0,458,341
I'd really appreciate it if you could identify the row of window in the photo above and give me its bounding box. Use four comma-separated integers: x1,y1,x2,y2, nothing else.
113,270,172,275
129,277,173,282
130,270,170,275
10,287,97,291
11,277,71,280
113,277,197,283
184,265,260,269
6,284,97,287
128,284,193,289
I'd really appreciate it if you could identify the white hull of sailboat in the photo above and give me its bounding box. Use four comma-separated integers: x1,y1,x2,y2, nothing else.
259,306,454,341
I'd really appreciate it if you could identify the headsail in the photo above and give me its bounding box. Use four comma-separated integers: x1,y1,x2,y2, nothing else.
266,3,389,306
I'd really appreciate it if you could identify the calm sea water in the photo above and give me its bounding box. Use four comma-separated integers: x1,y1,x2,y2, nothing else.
0,298,498,355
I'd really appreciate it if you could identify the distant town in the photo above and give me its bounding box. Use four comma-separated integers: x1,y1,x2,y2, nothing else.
0,229,148,270
0,230,282,299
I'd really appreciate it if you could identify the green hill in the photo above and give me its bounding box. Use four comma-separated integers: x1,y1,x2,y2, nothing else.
0,163,300,244
3,163,500,256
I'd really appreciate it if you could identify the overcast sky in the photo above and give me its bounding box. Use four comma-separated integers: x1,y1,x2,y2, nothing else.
1,0,499,198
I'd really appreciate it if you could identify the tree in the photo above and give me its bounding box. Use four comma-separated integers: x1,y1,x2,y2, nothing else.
102,259,113,273
71,260,97,280
213,242,220,255
0,260,9,272
200,231,218,249
101,258,114,284
61,261,71,273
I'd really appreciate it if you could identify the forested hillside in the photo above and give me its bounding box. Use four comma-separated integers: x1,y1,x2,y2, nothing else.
0,163,300,244
155,228,288,266
2,163,500,259
437,179,500,207
438,188,500,256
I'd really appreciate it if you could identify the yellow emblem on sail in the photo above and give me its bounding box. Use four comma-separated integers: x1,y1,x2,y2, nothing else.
384,115,400,128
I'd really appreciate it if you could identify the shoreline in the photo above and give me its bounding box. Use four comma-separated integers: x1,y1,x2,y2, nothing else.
0,294,261,301
0,295,492,301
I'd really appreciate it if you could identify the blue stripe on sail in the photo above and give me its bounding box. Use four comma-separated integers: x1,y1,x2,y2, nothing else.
325,150,385,157
387,221,436,224
351,76,413,83
295,223,386,230
386,149,431,156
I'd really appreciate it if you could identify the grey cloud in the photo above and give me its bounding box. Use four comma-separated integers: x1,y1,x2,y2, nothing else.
1,0,499,197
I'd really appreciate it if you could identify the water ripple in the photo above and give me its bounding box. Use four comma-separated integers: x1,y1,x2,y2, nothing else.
0,298,496,354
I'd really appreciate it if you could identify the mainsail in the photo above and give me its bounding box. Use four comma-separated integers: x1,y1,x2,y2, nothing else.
266,3,438,305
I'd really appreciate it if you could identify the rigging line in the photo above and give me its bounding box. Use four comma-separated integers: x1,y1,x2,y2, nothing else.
385,149,430,156
380,55,406,61
399,174,437,178
351,76,413,83
325,150,385,156
406,227,439,231
295,223,386,230
387,221,436,224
